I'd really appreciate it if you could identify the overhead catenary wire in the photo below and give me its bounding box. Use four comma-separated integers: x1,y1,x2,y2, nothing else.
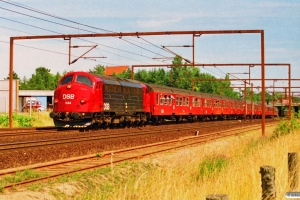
0,0,116,33
0,17,157,65
0,39,116,66
1,0,247,80
1,0,174,58
0,0,173,62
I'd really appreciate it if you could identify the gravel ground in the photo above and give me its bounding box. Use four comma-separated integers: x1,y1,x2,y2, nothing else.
0,121,250,170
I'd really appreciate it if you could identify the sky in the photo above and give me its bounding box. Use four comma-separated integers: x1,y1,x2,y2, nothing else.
0,0,299,93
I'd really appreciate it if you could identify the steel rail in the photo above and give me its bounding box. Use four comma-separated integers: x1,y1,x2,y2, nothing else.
0,121,244,152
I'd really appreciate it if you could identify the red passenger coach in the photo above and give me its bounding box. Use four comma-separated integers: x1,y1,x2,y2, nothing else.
145,83,200,123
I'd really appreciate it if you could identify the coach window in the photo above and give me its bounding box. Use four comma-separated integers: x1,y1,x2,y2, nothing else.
192,98,195,107
223,101,227,108
247,104,251,109
160,95,164,105
164,95,168,105
180,97,183,106
176,96,179,106
183,97,186,106
156,94,159,105
168,96,172,105
76,75,93,87
186,97,189,106
59,75,73,86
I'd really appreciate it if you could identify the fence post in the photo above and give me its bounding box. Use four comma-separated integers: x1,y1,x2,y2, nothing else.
206,194,229,200
288,152,299,191
260,166,276,200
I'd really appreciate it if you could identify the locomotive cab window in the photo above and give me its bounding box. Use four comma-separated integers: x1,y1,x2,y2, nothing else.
59,75,73,86
76,75,93,87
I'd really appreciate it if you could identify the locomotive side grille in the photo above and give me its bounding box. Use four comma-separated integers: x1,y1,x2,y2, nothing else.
103,92,143,115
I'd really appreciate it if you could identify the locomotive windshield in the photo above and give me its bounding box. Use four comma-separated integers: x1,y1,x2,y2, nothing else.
59,75,73,86
76,75,93,87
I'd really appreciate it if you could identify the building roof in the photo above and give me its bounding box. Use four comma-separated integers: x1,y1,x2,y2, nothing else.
105,66,129,75
19,90,54,96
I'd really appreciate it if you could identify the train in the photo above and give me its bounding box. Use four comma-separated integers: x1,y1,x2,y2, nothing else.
49,71,278,128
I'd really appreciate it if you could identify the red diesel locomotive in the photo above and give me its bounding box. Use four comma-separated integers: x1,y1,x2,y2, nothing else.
49,71,278,127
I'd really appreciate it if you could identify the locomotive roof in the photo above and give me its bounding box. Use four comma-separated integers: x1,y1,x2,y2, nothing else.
93,74,143,88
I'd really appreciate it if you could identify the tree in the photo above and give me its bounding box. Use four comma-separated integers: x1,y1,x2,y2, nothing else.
134,69,149,82
89,65,105,75
5,71,20,80
113,68,132,79
20,67,57,90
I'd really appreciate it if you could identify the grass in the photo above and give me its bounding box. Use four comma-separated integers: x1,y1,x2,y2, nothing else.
0,111,54,128
73,118,300,199
0,169,48,192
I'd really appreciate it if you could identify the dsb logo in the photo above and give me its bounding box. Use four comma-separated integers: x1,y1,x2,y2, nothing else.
63,94,75,99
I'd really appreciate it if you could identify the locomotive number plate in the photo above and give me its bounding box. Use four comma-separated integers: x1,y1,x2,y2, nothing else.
104,103,110,110
63,94,75,99
65,102,71,104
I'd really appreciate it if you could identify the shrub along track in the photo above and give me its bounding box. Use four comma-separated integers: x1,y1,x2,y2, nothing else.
0,120,279,191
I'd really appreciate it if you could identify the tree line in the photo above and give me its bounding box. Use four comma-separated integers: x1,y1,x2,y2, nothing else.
6,56,299,104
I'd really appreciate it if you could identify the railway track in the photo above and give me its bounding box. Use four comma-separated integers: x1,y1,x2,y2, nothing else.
0,120,278,190
0,118,271,138
0,119,266,153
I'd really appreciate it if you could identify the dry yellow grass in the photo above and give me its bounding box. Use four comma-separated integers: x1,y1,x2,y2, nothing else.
30,111,54,127
90,126,300,200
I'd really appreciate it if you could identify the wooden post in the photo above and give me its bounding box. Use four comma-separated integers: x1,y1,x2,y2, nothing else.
260,166,276,200
206,194,229,200
288,152,299,191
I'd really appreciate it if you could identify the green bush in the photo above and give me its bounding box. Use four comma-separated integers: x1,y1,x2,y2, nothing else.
13,114,35,127
0,113,35,127
0,115,9,127
272,113,300,139
196,155,229,180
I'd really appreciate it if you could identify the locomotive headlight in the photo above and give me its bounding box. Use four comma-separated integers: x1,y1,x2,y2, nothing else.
80,99,85,104
66,85,71,89
54,98,58,103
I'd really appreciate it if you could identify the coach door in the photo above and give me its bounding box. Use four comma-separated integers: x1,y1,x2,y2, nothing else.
95,81,102,111
172,95,176,114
